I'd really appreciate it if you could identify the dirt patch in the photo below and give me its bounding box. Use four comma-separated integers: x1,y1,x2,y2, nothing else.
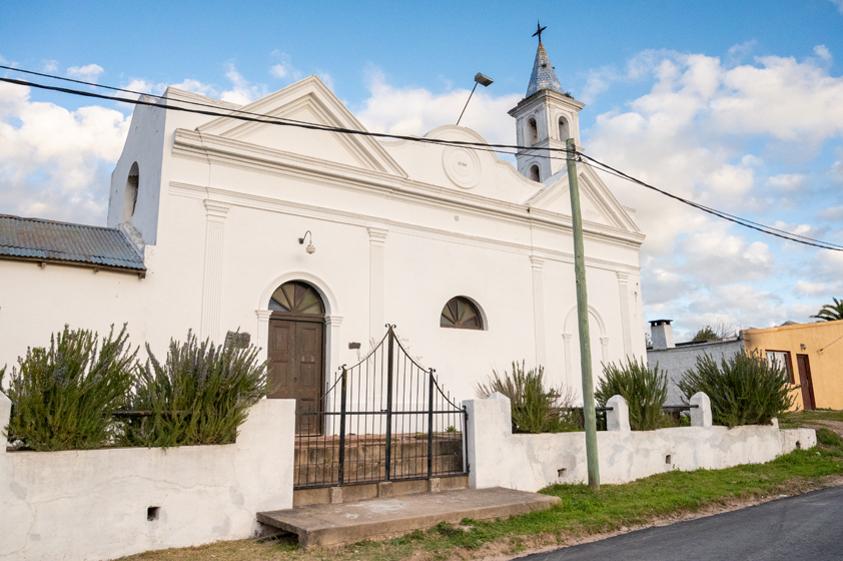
805,420,843,438
474,475,843,561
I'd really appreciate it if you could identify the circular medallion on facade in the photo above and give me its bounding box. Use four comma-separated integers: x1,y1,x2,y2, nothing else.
442,146,481,189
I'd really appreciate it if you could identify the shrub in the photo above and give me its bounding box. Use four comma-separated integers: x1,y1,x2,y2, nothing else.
121,331,266,447
595,358,670,430
678,351,794,427
477,361,577,433
0,325,136,451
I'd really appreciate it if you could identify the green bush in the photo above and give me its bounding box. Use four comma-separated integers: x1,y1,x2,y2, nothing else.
596,358,670,430
477,361,578,433
0,325,136,451
678,351,794,427
121,331,266,447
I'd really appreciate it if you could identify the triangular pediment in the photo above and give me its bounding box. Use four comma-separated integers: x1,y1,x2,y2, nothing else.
527,166,640,233
197,76,406,177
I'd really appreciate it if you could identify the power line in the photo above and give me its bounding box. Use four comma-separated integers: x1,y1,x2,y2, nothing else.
577,153,843,251
1,71,840,252
0,65,575,156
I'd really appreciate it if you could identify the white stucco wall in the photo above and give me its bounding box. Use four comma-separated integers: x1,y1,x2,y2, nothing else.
0,76,647,407
648,339,745,405
465,393,816,492
0,396,296,561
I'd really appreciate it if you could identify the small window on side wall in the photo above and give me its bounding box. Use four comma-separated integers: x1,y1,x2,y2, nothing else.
529,164,541,182
123,162,139,222
766,350,794,383
440,296,484,330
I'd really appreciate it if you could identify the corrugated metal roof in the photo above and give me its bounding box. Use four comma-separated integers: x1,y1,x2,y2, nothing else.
0,214,146,274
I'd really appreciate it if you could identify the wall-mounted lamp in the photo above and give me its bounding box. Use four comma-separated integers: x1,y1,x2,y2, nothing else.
456,72,494,126
298,230,316,254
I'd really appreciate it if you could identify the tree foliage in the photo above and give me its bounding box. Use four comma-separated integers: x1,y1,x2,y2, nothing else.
596,358,670,430
0,325,136,451
691,325,721,343
678,351,794,427
477,361,577,433
812,297,843,322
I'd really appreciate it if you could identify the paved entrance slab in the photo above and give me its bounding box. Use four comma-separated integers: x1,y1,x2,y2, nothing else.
258,486,560,548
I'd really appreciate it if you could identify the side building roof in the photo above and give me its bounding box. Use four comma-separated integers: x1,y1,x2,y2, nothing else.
0,214,146,275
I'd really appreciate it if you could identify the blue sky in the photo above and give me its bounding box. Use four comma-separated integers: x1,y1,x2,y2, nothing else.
2,0,843,339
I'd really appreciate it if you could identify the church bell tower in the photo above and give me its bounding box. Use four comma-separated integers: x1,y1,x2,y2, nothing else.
509,23,585,183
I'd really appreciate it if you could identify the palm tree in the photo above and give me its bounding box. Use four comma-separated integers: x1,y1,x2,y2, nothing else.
812,298,843,321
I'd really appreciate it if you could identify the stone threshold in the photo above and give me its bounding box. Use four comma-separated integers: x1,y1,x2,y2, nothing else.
258,486,560,548
293,474,468,506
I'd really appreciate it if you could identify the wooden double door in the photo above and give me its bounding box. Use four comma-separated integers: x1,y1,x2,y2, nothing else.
268,316,325,434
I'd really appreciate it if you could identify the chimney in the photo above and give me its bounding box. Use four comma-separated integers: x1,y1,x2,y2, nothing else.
649,319,675,350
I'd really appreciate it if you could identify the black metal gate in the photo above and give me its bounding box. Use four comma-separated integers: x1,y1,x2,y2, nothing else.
294,325,469,488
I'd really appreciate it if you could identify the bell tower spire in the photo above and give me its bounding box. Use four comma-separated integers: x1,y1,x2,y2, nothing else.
509,23,584,183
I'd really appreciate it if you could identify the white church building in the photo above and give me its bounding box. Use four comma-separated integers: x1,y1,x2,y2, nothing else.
0,38,646,406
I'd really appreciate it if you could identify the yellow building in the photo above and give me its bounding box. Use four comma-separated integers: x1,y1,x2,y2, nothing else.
743,319,843,411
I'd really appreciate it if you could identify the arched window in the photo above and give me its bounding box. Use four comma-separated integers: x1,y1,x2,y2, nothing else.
529,164,541,182
558,116,569,141
123,162,139,221
269,281,325,315
440,296,484,330
527,117,539,145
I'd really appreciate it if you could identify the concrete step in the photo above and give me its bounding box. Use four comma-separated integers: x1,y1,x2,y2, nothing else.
293,475,469,507
258,487,560,548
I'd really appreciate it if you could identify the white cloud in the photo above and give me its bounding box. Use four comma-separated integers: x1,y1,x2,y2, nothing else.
581,66,619,104
355,66,519,145
317,71,334,90
766,173,806,191
814,44,832,63
219,63,267,105
41,59,58,73
66,63,104,81
0,81,129,224
585,48,843,331
270,64,289,79
268,51,303,83
831,0,843,15
726,40,758,65
819,205,843,221
831,153,843,183
795,280,838,296
712,55,843,143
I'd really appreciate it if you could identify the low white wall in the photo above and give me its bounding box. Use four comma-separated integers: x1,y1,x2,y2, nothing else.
0,395,296,561
465,393,816,492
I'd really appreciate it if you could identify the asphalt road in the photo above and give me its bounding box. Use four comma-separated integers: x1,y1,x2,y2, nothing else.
518,486,843,561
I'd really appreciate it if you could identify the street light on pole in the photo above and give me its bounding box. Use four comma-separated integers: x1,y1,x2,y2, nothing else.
456,72,494,126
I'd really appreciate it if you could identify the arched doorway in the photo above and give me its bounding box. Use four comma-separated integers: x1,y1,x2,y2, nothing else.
267,280,326,434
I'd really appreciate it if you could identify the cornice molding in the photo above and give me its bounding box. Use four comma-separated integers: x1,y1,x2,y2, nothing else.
172,128,644,248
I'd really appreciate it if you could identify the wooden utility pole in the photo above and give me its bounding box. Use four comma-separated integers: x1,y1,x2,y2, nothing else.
565,137,601,490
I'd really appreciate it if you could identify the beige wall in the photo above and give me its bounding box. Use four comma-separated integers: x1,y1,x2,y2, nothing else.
743,320,843,410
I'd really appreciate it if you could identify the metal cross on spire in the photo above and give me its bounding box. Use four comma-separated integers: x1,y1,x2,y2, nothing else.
532,21,547,44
